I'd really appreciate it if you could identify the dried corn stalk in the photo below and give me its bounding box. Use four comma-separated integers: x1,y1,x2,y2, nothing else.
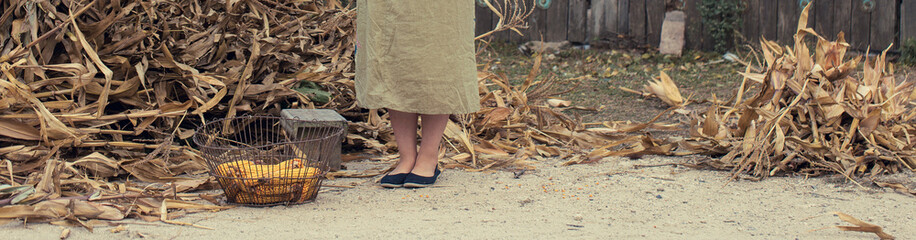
0,0,354,223
833,212,896,240
0,0,570,224
475,0,535,40
676,3,916,179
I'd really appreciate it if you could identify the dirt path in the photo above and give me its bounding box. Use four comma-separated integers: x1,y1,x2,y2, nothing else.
4,156,914,239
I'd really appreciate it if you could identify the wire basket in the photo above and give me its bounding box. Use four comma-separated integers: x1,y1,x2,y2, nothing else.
193,116,346,206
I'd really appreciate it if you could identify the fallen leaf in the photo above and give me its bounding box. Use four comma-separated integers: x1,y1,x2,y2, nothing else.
547,99,572,108
833,211,895,240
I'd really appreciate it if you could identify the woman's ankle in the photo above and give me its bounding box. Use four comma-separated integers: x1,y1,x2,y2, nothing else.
410,156,439,176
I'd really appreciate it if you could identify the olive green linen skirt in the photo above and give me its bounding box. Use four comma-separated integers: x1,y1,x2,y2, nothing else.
355,0,481,114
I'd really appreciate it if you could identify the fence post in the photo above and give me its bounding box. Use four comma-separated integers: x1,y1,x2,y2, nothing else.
568,0,589,42
647,0,665,47
868,0,895,50
684,0,708,50
902,0,916,44
628,0,647,45
546,0,570,41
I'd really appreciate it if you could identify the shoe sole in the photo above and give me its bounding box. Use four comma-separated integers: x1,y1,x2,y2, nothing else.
402,183,431,188
380,183,403,188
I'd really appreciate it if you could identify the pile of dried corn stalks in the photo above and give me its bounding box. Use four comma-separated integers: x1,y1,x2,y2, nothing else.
622,4,916,181
685,4,916,179
0,0,358,225
0,0,560,225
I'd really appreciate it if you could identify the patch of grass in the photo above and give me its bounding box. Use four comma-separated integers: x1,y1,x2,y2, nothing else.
902,38,916,66
477,44,744,123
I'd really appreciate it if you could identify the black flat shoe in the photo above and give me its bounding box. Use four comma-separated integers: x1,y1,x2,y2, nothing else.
380,173,409,188
403,168,441,188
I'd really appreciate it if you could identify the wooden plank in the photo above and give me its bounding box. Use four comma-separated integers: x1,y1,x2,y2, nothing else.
646,0,665,47
628,0,647,45
617,0,629,33
904,0,916,42
525,4,549,42
849,0,871,50
759,0,779,42
475,3,494,38
776,0,798,45
605,0,619,38
743,0,760,43
591,0,607,39
546,0,569,42
869,0,895,51
814,0,834,38
568,0,589,42
683,0,706,50
832,0,853,42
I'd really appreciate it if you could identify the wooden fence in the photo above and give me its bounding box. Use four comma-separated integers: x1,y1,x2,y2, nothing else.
476,0,916,51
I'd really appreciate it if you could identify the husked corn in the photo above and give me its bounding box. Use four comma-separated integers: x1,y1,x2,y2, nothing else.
216,159,321,204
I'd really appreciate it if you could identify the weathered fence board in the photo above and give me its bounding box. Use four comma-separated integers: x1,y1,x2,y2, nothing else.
684,0,707,50
814,0,834,38
870,0,896,50
546,0,569,41
646,0,666,47
777,0,799,44
906,0,916,42
475,4,493,38
850,0,872,50
832,0,853,41
474,0,909,52
520,4,543,42
617,0,629,34
568,0,588,42
628,0,647,45
591,0,612,39
534,5,548,40
758,1,779,42
605,0,620,37
591,0,605,39
743,0,760,43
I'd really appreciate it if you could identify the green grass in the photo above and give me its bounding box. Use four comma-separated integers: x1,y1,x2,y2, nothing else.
477,42,745,123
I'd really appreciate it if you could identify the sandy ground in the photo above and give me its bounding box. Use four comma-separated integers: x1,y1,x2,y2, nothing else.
3,156,914,239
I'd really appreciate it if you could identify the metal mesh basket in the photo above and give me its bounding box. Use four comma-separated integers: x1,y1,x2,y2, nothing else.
193,116,346,206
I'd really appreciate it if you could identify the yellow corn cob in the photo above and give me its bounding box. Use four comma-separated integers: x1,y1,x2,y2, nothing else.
264,167,320,185
234,192,288,204
276,158,305,169
251,183,301,196
240,159,304,178
233,180,320,204
236,183,308,203
238,159,310,187
221,158,322,204
215,160,254,178
297,180,321,202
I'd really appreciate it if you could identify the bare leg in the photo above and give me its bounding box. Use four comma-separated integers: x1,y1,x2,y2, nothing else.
388,109,418,174
412,114,449,177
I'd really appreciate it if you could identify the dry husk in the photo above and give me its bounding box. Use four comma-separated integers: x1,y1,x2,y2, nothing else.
0,0,550,224
683,4,916,179
617,3,916,181
0,0,356,224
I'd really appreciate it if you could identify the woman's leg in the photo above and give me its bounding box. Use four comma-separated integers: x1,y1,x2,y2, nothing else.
412,114,449,176
389,109,419,174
